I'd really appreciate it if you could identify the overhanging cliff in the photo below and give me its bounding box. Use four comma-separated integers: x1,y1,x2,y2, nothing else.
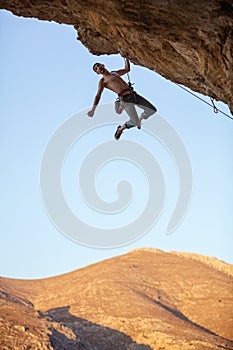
1,0,232,112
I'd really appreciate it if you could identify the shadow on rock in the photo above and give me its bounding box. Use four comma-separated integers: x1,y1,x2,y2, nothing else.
49,326,86,350
44,305,152,350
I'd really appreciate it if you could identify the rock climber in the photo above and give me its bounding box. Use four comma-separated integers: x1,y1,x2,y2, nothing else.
87,58,157,139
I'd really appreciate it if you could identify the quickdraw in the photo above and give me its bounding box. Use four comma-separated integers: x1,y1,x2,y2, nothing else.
115,58,135,115
210,97,219,114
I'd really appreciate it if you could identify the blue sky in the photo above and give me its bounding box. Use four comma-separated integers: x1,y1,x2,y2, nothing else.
0,10,232,279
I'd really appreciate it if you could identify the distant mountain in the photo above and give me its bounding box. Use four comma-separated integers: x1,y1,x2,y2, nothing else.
1,249,233,350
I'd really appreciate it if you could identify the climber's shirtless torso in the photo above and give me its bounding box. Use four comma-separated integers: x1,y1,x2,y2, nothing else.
100,71,130,95
87,61,131,117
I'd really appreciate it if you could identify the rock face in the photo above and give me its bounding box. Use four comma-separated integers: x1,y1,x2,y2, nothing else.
1,249,233,350
0,0,232,112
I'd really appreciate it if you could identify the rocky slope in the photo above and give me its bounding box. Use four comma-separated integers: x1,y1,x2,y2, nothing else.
0,296,86,349
0,0,232,112
0,249,233,350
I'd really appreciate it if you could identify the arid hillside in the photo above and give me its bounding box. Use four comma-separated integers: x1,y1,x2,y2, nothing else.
0,249,233,350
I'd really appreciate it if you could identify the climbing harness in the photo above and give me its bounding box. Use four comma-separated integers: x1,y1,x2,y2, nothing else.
174,83,233,121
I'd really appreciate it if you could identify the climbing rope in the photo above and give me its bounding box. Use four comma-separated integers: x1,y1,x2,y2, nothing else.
174,83,233,121
124,58,135,90
123,57,232,120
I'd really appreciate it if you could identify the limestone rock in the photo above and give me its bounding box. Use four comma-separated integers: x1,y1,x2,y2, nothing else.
0,0,232,112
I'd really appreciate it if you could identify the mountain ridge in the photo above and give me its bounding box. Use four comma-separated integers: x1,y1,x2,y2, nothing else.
1,249,233,349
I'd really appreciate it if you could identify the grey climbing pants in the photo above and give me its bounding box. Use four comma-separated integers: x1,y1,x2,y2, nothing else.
122,91,157,129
